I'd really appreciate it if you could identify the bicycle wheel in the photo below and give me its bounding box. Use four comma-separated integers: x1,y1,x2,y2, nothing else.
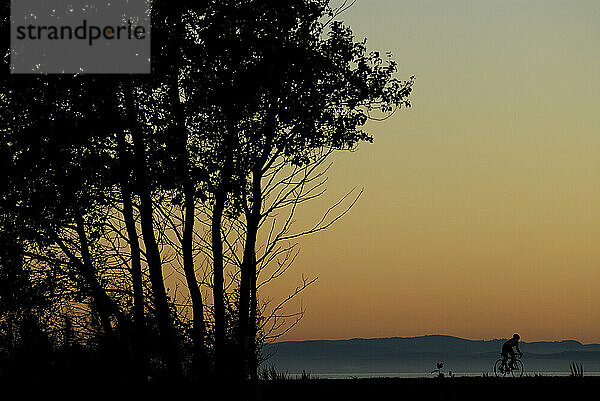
511,360,524,377
494,359,508,377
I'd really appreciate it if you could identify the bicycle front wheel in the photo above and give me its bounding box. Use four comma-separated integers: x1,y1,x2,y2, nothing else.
510,360,524,377
494,359,508,377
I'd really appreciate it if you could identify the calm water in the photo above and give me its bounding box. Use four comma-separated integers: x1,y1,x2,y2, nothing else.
291,372,600,379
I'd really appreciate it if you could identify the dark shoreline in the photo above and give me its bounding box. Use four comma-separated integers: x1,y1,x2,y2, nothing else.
258,376,598,401
0,375,595,400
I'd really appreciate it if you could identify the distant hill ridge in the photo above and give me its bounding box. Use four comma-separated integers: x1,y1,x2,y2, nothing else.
270,335,600,353
263,335,600,374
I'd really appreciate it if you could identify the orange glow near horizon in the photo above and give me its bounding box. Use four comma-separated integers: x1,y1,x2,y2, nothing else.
263,0,600,344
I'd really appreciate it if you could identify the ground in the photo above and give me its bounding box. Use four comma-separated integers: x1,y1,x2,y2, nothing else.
1,374,595,400
257,376,597,401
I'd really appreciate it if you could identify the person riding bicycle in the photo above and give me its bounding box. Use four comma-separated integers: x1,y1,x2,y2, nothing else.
502,333,523,369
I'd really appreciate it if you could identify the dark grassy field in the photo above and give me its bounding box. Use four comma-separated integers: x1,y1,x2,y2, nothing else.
257,376,598,401
1,366,595,401
0,375,596,401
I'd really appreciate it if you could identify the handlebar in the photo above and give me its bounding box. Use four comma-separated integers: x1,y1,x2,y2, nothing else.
500,352,523,359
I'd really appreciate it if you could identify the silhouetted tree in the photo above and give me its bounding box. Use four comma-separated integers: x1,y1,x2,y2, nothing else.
0,0,413,387
187,0,413,382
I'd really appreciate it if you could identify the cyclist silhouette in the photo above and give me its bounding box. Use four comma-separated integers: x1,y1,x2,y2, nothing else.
502,333,523,369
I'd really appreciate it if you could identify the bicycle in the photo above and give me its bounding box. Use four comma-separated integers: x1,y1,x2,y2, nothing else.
494,353,524,377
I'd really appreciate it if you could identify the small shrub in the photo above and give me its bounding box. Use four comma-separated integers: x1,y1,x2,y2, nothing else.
300,369,312,380
260,365,289,381
431,362,452,378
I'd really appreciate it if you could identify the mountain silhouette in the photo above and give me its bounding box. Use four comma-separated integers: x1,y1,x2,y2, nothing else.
262,335,600,374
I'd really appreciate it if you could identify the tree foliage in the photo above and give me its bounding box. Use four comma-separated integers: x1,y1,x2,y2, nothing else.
0,0,413,384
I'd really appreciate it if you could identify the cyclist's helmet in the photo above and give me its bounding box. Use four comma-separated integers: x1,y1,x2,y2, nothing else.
513,333,520,340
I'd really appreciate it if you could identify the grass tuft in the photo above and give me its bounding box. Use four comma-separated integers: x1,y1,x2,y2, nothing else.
569,362,584,378
260,365,290,381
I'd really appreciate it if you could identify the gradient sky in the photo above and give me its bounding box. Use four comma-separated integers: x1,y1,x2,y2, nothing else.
265,0,600,344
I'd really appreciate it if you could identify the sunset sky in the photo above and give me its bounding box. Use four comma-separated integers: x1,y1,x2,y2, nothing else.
267,0,600,344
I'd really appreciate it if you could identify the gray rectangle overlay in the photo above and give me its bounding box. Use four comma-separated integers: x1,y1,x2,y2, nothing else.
11,1,151,74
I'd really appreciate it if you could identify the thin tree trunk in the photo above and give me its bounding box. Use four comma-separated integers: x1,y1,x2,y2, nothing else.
167,8,207,371
121,76,180,375
121,187,145,340
119,175,147,380
73,214,115,337
248,250,258,383
54,229,120,337
117,133,146,349
211,182,227,377
212,107,235,376
182,182,206,371
131,128,181,376
238,167,263,380
238,235,251,379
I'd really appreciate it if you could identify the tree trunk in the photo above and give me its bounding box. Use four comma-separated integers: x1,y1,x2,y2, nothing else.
167,7,207,372
182,182,206,372
119,175,147,380
54,225,120,338
131,124,181,377
211,182,227,377
117,133,146,348
249,251,258,383
211,102,236,376
121,74,180,375
73,214,115,337
238,167,263,380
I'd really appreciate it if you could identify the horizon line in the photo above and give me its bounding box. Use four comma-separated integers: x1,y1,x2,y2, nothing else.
273,334,598,345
